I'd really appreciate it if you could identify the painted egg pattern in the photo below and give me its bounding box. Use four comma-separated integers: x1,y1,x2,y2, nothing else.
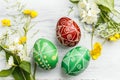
61,46,90,75
56,17,81,47
33,38,58,70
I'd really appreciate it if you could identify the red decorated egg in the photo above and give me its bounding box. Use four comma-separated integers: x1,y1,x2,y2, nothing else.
56,17,81,47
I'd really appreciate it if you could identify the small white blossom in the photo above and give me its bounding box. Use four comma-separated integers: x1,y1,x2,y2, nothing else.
18,50,31,62
8,44,23,53
78,0,100,24
8,56,14,66
2,34,24,53
78,0,87,9
0,51,13,71
80,10,87,18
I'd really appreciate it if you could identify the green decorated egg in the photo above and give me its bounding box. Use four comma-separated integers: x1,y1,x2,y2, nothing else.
61,46,90,75
33,38,58,70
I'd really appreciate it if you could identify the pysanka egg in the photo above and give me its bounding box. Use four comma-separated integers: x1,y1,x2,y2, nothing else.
33,38,58,70
61,46,90,75
56,17,81,47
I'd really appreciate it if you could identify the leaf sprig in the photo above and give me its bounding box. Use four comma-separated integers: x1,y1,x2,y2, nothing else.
0,0,38,80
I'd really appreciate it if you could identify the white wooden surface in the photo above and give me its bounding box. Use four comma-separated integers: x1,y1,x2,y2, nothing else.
0,0,120,80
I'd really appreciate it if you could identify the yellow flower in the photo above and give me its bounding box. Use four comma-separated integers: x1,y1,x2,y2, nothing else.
90,42,102,60
30,10,38,18
18,36,27,44
108,33,120,41
109,35,117,41
23,9,38,18
23,9,31,15
1,19,11,27
114,33,120,39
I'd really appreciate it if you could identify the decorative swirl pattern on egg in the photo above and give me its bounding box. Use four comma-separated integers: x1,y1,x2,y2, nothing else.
56,17,81,47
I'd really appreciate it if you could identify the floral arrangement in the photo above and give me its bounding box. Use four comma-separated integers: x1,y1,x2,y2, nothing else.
69,0,120,60
0,0,38,80
0,0,120,79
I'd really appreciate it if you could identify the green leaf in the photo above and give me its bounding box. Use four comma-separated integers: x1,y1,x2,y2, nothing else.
23,71,32,80
0,67,15,77
0,46,2,51
13,55,21,65
69,0,79,3
5,52,20,65
12,67,33,80
95,12,106,28
98,5,111,13
19,61,31,74
5,52,11,61
97,0,114,12
12,67,25,80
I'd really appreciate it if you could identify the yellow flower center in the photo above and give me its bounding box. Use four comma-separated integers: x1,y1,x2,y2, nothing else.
18,36,27,44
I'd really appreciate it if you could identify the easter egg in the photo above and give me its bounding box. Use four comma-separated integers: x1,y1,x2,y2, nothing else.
33,38,58,70
56,17,81,47
61,46,90,75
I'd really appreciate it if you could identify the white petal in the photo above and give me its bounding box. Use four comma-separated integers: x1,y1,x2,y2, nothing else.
80,10,87,18
78,2,86,9
8,56,14,66
23,56,31,62
0,51,12,71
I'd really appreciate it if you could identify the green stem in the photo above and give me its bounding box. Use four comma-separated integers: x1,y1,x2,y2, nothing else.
67,6,73,16
112,9,120,19
24,43,27,56
102,39,107,45
33,63,37,80
102,12,116,28
14,55,27,80
91,25,95,49
14,54,20,64
100,12,108,23
20,69,27,80
24,18,31,56
30,74,34,80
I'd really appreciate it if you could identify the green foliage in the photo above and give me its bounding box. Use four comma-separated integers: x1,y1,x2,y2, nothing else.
97,0,114,12
12,67,26,80
94,0,120,38
19,61,31,74
69,0,80,3
12,66,33,80
0,67,15,77
0,46,2,51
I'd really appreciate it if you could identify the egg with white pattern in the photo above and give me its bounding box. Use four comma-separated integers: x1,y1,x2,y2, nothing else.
61,46,90,75
56,17,81,47
33,38,58,70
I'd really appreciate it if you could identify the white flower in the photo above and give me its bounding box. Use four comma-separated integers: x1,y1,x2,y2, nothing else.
80,10,87,18
78,0,87,9
3,35,24,53
8,44,23,52
18,50,31,62
0,51,13,71
78,0,100,24
81,15,98,24
8,56,14,66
